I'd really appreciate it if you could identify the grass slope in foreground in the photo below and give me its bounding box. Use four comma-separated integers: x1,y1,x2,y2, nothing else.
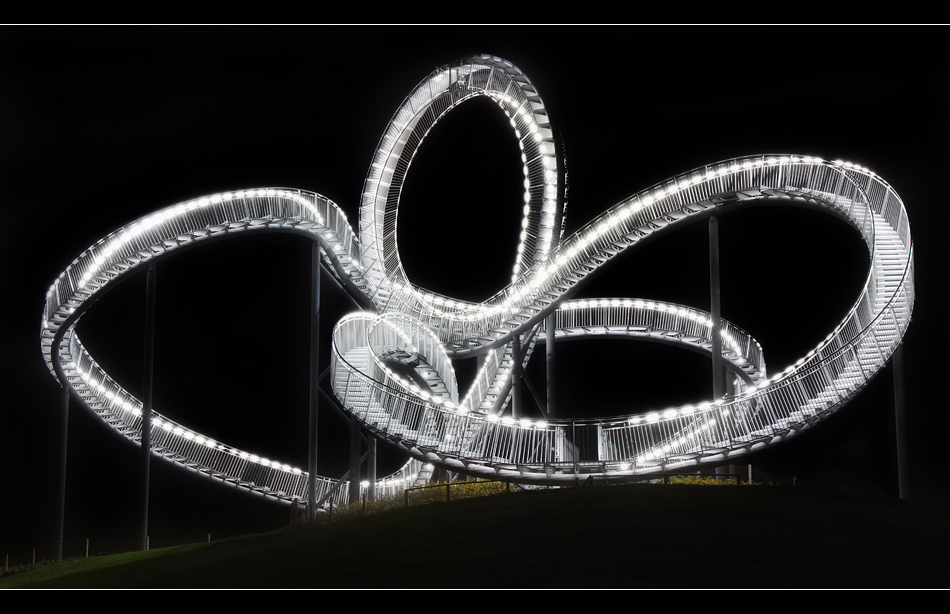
3,484,949,589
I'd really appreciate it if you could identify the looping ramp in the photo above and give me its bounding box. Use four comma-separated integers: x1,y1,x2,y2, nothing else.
41,56,914,499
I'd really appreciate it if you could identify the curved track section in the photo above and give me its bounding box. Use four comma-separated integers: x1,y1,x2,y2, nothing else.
40,189,421,505
542,298,766,388
42,56,914,499
336,152,914,483
360,54,565,318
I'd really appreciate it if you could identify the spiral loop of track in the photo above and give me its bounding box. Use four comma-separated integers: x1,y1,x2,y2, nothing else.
41,56,914,500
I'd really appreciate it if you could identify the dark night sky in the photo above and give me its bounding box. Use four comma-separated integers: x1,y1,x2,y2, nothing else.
2,26,948,559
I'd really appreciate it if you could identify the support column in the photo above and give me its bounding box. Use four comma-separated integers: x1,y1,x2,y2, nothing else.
511,334,522,419
709,217,724,401
710,217,730,472
893,343,909,499
349,417,360,505
140,262,157,552
54,383,69,561
546,313,557,420
308,244,321,519
367,436,376,501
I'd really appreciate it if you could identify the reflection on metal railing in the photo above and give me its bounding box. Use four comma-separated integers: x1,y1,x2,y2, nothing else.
41,56,913,499
332,146,912,483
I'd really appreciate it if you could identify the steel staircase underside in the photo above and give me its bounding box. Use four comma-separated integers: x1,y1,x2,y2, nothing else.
40,55,914,499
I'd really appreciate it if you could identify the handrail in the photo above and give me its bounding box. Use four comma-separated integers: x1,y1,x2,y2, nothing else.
40,56,914,496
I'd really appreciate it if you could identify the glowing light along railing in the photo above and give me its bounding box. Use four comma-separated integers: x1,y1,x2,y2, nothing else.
347,63,913,477
42,56,913,498
548,299,766,388
370,155,880,354
360,55,561,321
40,189,404,505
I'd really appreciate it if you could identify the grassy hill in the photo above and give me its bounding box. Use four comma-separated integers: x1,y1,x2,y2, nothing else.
3,483,948,589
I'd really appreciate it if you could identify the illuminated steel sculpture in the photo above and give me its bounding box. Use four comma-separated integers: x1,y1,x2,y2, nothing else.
41,55,914,504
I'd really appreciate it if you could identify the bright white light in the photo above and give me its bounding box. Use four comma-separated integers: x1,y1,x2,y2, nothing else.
40,56,911,498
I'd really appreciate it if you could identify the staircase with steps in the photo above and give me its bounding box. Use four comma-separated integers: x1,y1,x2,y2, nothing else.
40,52,914,494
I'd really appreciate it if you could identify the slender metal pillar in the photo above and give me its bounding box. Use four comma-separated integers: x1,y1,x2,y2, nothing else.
140,262,157,552
54,383,69,561
893,343,909,499
349,417,360,504
710,217,730,474
511,334,522,419
709,217,724,401
367,436,377,501
308,244,321,519
546,313,557,420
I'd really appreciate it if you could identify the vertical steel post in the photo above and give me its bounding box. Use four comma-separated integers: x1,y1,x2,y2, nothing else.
710,217,729,473
367,435,377,501
709,217,724,401
349,417,360,505
55,382,68,561
140,262,156,552
893,343,909,499
546,313,557,420
511,334,522,419
308,244,321,520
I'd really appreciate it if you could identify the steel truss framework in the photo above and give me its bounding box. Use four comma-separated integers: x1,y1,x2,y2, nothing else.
41,56,914,505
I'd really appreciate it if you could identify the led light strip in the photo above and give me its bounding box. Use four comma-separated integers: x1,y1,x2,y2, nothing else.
42,57,914,496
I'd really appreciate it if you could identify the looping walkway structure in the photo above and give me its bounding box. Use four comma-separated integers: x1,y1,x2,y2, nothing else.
41,55,914,503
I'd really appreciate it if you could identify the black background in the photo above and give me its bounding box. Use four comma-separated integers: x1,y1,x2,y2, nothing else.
2,25,947,559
